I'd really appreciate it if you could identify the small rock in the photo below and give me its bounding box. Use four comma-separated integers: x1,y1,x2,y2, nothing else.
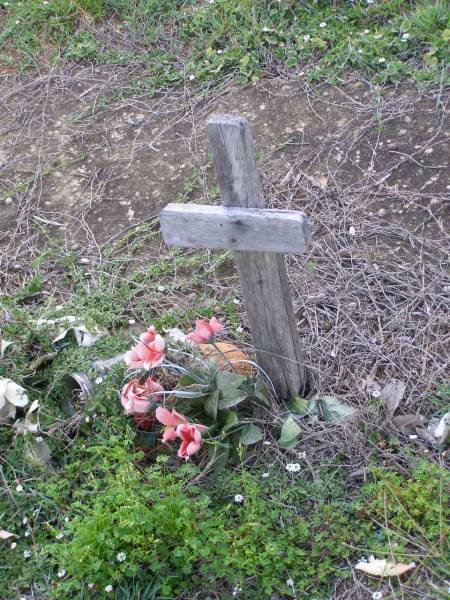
377,208,387,217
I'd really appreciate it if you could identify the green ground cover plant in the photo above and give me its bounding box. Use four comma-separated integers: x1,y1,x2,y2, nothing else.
1,0,448,83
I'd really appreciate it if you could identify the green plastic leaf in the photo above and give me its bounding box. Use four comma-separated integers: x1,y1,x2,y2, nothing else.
308,395,356,422
216,371,248,409
239,423,263,445
278,415,301,449
287,396,309,416
221,410,239,432
204,390,219,421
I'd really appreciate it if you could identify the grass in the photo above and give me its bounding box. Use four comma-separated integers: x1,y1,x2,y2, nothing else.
0,0,448,84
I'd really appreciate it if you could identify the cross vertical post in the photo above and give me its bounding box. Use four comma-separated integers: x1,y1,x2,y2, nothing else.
207,115,307,398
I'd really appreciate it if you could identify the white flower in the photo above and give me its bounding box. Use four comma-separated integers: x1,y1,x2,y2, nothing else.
372,592,383,600
217,49,223,55
24,531,30,537
401,33,410,41
88,583,95,590
43,1,49,4
303,34,310,42
11,542,17,549
262,26,270,32
189,75,195,81
15,485,24,493
319,22,327,28
15,20,20,25
58,569,66,578
35,436,43,443
117,552,126,562
233,298,240,305
263,440,271,445
128,318,136,325
64,516,70,523
56,532,64,539
409,434,418,440
94,377,103,385
105,584,113,593
23,550,31,558
234,494,244,504
22,517,28,525
0,378,29,420
85,416,90,423
374,34,383,39
157,285,165,292
298,451,306,459
371,390,381,398
286,463,301,473
367,0,374,4
236,326,243,333
262,472,269,478
363,29,370,34
348,226,356,236
378,57,386,63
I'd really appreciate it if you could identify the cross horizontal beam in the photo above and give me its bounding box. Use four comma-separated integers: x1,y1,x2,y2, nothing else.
160,203,311,254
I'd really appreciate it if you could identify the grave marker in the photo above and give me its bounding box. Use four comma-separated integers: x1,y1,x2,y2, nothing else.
160,115,311,398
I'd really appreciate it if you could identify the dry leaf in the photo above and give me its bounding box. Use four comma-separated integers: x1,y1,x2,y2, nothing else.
0,530,18,540
316,174,328,189
355,556,415,578
381,379,406,416
199,342,252,375
392,413,427,428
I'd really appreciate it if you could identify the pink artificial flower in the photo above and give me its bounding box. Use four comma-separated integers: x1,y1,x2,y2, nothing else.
155,407,189,443
124,326,165,370
176,423,207,459
186,317,224,344
120,376,164,416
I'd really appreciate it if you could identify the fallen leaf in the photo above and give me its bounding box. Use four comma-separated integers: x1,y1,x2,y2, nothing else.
0,530,18,540
381,379,406,416
392,413,427,428
428,412,450,448
199,342,252,375
316,174,328,189
309,395,356,422
355,556,415,578
52,325,107,348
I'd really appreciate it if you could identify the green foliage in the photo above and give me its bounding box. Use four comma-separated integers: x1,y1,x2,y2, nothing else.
363,461,449,548
1,0,448,83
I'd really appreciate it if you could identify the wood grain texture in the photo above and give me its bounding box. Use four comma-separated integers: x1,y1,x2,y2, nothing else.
160,203,310,254
207,114,307,397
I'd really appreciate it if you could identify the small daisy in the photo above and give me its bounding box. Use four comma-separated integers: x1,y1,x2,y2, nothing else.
189,74,195,81
303,34,311,42
105,584,113,593
85,416,90,423
236,326,243,333
116,552,126,562
24,531,30,538
233,298,240,305
217,49,223,55
35,436,43,443
371,390,381,398
401,33,410,41
378,57,386,63
16,484,24,493
11,542,17,549
23,550,31,559
409,434,418,440
286,578,294,587
58,569,66,578
64,516,70,523
157,285,165,292
286,463,301,473
22,517,28,525
94,377,103,385
88,583,95,590
372,592,383,600
262,472,269,478
234,494,244,504
298,451,306,459
319,22,327,28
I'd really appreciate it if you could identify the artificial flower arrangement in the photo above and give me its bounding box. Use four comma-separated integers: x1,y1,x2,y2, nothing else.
119,317,270,465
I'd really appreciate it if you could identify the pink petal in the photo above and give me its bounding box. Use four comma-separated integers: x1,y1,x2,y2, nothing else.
153,334,166,352
155,407,177,426
209,317,224,335
172,409,188,426
162,427,177,443
186,331,205,343
132,398,152,413
195,320,213,341
185,440,201,456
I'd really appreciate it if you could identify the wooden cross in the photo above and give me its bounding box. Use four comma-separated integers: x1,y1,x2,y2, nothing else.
160,115,311,398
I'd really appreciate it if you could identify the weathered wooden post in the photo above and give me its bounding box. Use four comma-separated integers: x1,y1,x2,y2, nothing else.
160,115,310,398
